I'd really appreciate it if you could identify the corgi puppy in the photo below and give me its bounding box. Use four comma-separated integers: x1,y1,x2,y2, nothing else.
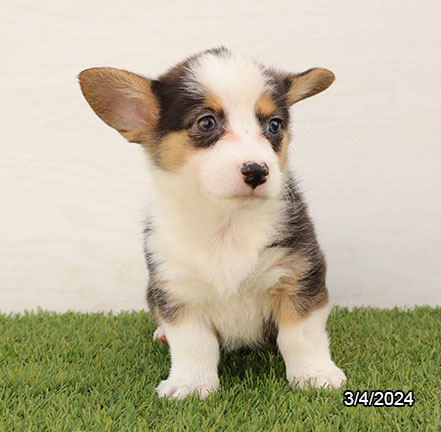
79,47,346,399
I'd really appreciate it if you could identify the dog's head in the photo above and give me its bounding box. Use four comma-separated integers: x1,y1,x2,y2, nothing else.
79,48,334,201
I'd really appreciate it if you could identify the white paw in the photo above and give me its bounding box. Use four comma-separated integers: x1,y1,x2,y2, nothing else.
289,363,346,390
156,375,220,400
153,326,167,344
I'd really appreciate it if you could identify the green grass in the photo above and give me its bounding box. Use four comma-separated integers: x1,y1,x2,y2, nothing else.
1,307,440,431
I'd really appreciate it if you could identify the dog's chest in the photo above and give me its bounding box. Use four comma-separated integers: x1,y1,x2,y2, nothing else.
198,251,287,349
148,196,285,292
149,222,287,347
147,194,288,346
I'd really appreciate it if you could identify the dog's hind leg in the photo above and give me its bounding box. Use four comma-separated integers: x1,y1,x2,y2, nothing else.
153,325,168,344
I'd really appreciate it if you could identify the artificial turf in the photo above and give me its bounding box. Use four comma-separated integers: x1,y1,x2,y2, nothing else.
0,307,440,431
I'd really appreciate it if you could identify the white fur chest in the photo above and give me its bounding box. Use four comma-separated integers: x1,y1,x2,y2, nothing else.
147,173,284,290
146,176,288,347
194,246,288,349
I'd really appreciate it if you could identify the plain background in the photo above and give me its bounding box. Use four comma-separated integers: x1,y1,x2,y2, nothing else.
1,0,440,312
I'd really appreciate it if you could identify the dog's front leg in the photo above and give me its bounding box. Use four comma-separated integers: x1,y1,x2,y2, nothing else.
156,316,220,399
277,305,346,390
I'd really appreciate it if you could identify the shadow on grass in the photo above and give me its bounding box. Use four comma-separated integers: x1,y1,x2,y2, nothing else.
217,347,286,388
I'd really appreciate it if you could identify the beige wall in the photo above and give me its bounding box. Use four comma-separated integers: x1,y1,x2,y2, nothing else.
1,0,440,312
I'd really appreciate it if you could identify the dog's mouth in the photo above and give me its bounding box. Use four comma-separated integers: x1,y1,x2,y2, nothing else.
223,190,269,203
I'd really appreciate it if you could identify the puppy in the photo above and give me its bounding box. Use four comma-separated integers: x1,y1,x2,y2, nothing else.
79,47,346,399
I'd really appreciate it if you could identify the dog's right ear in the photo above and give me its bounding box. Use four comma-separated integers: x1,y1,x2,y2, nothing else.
78,67,160,143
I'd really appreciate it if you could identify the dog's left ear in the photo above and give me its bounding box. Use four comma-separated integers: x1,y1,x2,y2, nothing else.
286,68,335,106
78,67,160,143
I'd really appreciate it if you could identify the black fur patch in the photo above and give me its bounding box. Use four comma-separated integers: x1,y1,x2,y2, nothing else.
150,51,228,152
268,174,329,317
261,317,278,348
144,224,181,323
152,48,229,136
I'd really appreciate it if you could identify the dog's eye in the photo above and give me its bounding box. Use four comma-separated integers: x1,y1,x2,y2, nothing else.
197,115,217,132
268,118,282,134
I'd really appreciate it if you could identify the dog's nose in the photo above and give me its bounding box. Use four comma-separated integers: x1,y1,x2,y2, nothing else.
241,162,269,189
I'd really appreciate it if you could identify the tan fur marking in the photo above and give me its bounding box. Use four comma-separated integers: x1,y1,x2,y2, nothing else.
256,92,277,118
287,68,335,106
204,92,224,113
277,132,290,169
270,252,312,326
158,131,197,171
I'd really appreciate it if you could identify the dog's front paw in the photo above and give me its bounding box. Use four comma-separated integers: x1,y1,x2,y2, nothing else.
289,363,346,390
156,375,219,399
